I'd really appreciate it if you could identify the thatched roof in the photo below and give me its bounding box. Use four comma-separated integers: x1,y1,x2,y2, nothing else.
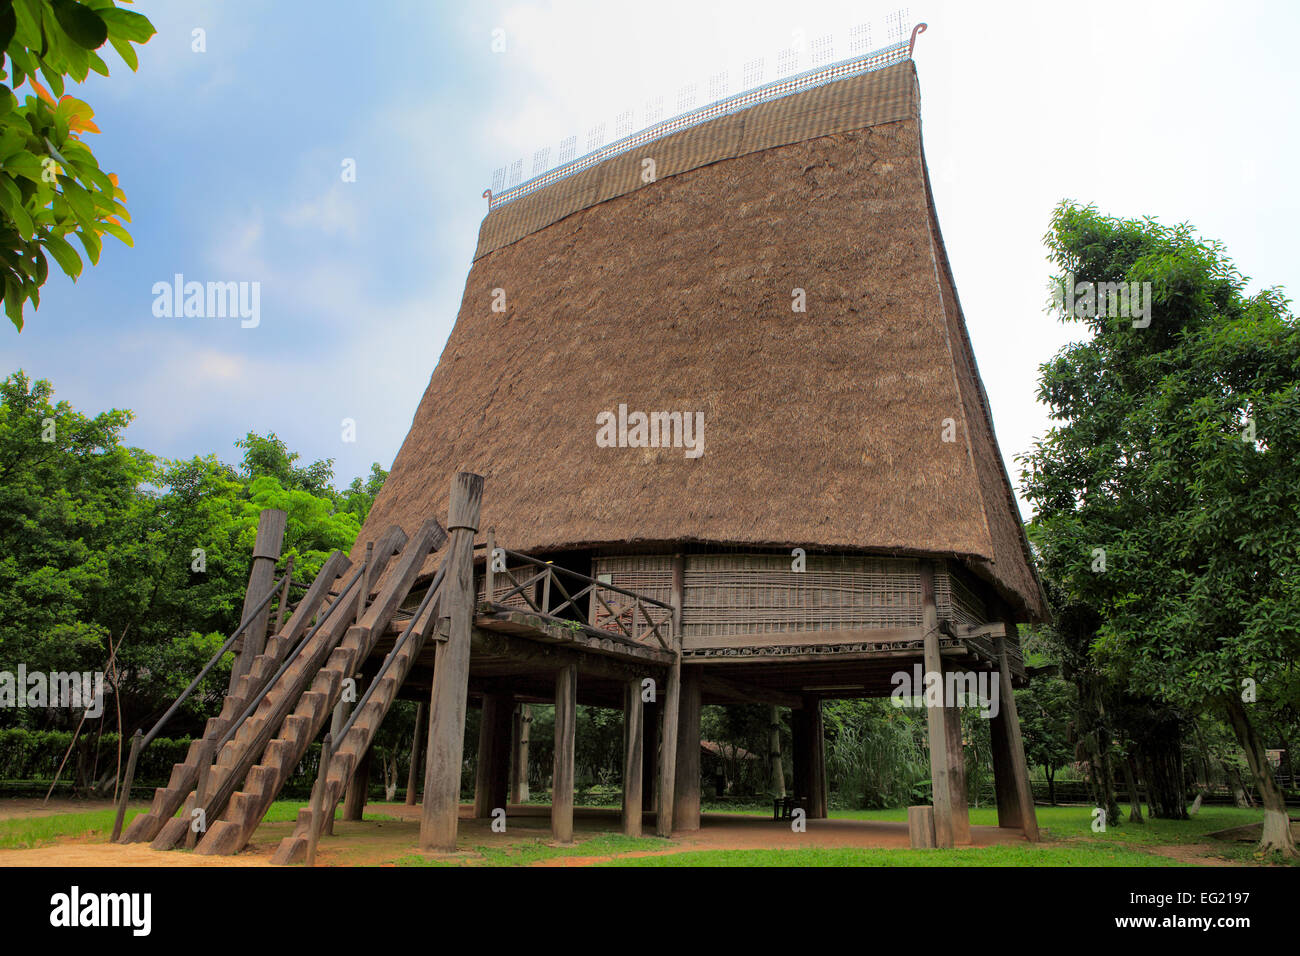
358,59,1048,621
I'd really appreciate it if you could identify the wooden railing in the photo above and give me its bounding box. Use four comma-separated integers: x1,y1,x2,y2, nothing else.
482,542,675,653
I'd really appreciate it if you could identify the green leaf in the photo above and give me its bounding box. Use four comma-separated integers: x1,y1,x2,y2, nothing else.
40,230,81,278
50,0,108,50
0,4,17,55
97,217,128,246
97,7,154,44
72,222,99,264
107,34,135,71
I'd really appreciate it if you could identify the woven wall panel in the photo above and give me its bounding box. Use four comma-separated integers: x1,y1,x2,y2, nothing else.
474,61,916,259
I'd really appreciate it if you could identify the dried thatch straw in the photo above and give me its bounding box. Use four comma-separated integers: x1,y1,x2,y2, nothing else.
357,60,1047,621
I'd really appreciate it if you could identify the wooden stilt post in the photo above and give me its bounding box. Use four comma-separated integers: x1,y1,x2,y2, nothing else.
405,701,426,806
622,678,644,837
642,699,658,812
552,663,578,843
807,696,828,819
989,687,1021,827
228,508,286,691
342,745,372,821
510,703,530,804
943,680,971,844
655,553,684,837
674,665,702,831
920,561,955,848
475,693,511,818
995,619,1040,842
419,472,483,853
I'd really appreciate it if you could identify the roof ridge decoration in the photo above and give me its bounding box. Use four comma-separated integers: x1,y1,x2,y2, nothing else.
482,23,928,213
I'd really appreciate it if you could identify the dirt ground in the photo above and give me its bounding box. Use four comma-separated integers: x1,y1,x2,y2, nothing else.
0,800,1034,867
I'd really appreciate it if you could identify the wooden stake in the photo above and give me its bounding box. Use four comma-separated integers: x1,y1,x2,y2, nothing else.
111,729,142,842
229,508,287,690
405,701,425,806
420,472,483,852
622,678,644,837
552,663,578,843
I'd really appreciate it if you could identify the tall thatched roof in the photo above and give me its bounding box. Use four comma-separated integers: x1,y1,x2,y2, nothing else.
358,58,1048,621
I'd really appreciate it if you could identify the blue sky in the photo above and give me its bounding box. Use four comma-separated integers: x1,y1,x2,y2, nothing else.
4,0,1298,515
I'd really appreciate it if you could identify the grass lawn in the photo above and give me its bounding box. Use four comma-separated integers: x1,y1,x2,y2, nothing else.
0,799,1289,866
0,801,396,850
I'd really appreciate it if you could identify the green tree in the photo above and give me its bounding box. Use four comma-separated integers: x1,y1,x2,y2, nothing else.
1,0,155,330
1021,202,1300,856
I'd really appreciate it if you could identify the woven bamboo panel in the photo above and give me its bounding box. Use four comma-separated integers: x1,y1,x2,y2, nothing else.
591,552,1001,639
934,567,987,628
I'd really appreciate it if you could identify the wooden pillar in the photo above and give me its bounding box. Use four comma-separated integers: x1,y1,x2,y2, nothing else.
943,674,971,844
989,697,1021,827
656,554,684,837
405,702,425,806
552,663,578,843
642,699,658,812
673,665,702,831
229,508,286,690
342,745,372,821
769,705,786,797
420,472,483,852
510,703,531,804
920,561,955,848
791,704,810,806
807,696,828,819
995,621,1041,842
475,693,512,818
621,679,644,837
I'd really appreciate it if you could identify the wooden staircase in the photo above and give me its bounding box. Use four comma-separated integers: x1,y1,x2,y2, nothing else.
271,571,443,864
119,550,352,845
192,518,447,856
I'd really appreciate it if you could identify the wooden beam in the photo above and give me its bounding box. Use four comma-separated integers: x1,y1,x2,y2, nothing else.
471,627,669,682
995,621,1040,842
621,679,644,837
420,472,483,853
684,625,927,652
405,701,425,806
699,673,801,709
673,665,702,831
921,561,955,848
552,662,577,843
229,508,286,690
